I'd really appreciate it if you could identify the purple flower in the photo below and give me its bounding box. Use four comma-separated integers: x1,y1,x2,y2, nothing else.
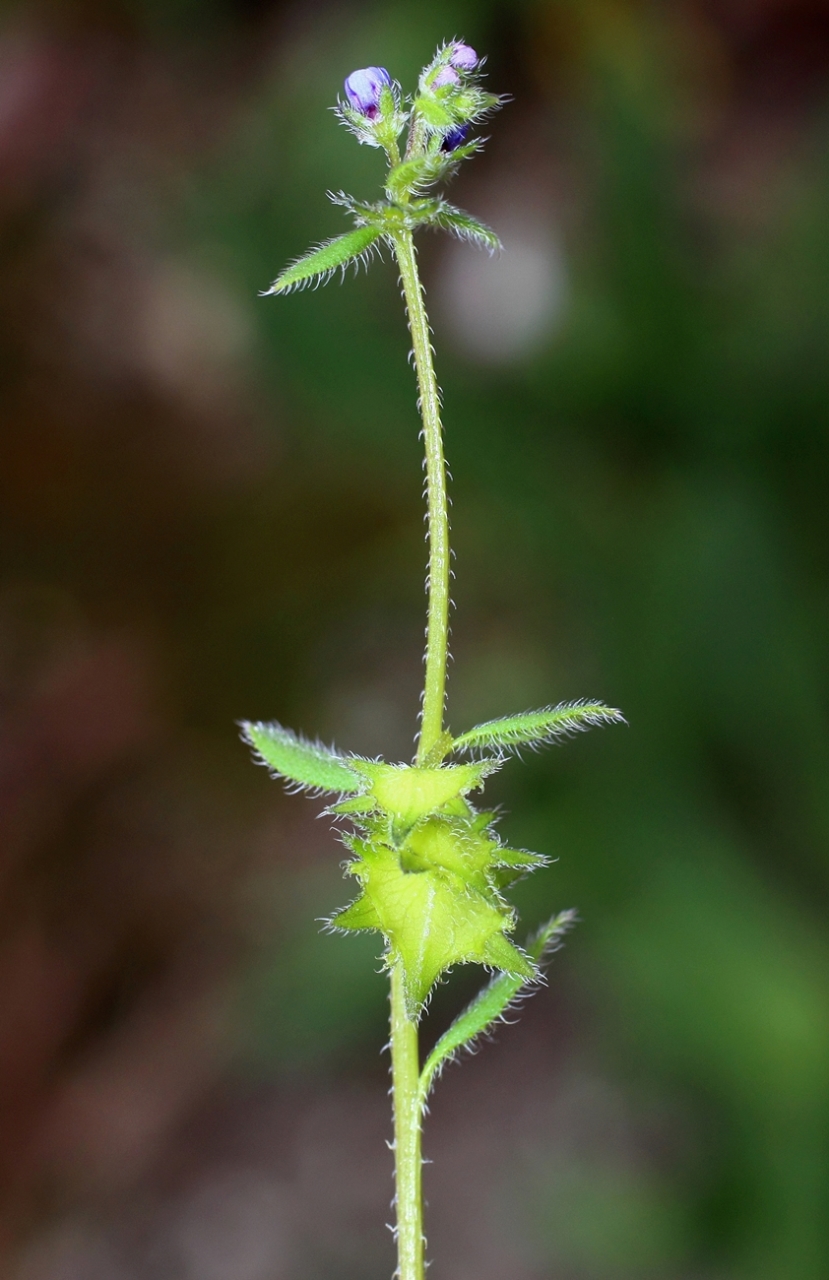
344,66,391,118
449,43,478,70
432,65,460,88
441,124,469,153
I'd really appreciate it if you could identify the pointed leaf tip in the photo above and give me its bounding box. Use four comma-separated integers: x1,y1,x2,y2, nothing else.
241,721,363,795
428,202,501,253
418,909,577,1101
264,226,382,295
451,700,625,755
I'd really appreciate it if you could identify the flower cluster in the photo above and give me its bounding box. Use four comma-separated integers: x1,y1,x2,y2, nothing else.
337,39,499,165
263,42,510,299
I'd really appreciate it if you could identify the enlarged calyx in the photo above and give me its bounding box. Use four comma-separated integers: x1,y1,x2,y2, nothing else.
242,702,622,1017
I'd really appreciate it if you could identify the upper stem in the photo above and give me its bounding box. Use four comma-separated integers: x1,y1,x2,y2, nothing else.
391,229,451,764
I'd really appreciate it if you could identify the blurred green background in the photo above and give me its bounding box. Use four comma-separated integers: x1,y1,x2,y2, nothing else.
1,0,828,1277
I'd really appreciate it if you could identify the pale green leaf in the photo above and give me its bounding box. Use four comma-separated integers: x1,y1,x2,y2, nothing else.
419,910,577,1100
263,227,382,295
452,700,625,755
241,721,363,795
430,203,501,253
413,95,454,129
385,158,437,200
490,846,549,890
492,846,549,871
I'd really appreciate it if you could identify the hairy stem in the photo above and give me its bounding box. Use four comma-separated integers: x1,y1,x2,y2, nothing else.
390,962,424,1280
391,229,450,765
386,227,447,1280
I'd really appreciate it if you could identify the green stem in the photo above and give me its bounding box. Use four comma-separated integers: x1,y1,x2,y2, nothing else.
391,229,451,765
386,227,448,1280
390,962,424,1280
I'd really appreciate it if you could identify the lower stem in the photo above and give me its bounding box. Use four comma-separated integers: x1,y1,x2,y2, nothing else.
390,963,424,1280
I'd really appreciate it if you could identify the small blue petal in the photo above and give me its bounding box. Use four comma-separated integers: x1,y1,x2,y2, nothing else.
344,66,392,117
441,124,469,153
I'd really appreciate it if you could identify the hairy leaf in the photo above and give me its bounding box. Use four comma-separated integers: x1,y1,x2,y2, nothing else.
489,846,549,892
419,910,577,1099
430,203,501,253
242,722,363,795
413,95,454,129
385,157,442,201
384,149,477,202
452,700,625,755
263,227,382,295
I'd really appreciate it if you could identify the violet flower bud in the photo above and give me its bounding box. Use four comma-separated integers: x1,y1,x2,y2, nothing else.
449,43,478,70
441,124,469,153
344,66,391,118
432,65,460,88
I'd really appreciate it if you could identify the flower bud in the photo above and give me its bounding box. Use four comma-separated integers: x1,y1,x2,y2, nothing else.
449,43,478,70
343,66,391,118
432,65,460,88
441,124,469,153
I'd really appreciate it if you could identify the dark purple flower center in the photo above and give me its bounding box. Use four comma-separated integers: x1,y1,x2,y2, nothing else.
441,125,469,153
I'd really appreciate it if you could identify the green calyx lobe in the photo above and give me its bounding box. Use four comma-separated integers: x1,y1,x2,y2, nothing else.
333,762,535,1016
344,759,496,843
335,812,534,1017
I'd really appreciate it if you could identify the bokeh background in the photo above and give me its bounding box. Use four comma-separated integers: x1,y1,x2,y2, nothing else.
2,0,829,1276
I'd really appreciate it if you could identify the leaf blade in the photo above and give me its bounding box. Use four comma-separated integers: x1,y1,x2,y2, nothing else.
263,226,382,295
241,721,363,795
451,700,625,755
430,202,501,253
418,909,576,1101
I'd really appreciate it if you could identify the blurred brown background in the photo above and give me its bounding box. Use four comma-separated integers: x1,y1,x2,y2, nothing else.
1,1,829,1276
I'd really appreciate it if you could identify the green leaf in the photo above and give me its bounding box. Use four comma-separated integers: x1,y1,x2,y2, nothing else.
492,846,549,871
384,152,472,202
490,846,550,890
385,158,438,201
454,88,502,121
430,203,501,253
241,722,364,795
328,793,375,816
413,95,454,129
451,700,626,755
418,910,577,1100
263,227,382,295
